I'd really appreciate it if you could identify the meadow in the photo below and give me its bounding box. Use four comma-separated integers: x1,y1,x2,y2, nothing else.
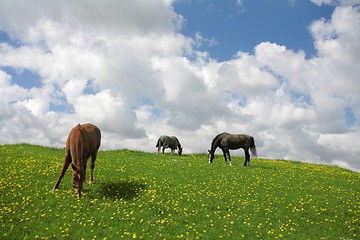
0,144,359,239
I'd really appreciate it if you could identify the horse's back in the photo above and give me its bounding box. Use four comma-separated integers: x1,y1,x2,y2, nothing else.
67,123,101,154
159,135,178,149
81,123,101,152
82,123,101,142
216,132,230,139
222,133,254,149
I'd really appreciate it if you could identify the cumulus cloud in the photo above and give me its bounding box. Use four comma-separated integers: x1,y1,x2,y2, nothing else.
311,0,360,6
0,0,359,172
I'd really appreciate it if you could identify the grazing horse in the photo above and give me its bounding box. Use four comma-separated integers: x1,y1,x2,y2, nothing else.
156,135,183,155
208,132,257,166
52,123,101,197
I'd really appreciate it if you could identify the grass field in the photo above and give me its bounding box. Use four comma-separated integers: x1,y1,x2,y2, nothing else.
0,144,359,239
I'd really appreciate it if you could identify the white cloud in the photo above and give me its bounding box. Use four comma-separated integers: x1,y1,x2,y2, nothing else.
0,0,179,40
0,0,359,172
75,90,146,137
310,6,360,99
311,0,360,6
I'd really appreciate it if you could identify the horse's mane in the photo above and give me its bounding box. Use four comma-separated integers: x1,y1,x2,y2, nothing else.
211,132,228,151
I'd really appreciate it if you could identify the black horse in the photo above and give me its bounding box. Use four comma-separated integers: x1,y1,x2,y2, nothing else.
156,135,183,155
208,132,257,166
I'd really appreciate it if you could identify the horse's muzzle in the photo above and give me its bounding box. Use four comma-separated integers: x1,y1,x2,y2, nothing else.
73,185,82,197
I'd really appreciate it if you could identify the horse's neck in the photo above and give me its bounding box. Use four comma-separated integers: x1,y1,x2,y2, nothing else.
210,137,221,153
172,137,180,148
210,140,220,153
210,145,218,153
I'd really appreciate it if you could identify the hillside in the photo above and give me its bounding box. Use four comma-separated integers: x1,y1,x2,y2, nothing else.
0,144,359,239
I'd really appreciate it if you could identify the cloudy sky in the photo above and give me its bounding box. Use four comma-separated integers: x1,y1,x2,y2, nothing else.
0,0,359,171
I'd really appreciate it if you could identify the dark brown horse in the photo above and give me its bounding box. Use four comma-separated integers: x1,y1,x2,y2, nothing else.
208,132,257,166
52,123,101,197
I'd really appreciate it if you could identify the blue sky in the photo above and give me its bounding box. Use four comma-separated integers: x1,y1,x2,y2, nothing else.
174,0,334,60
0,0,359,172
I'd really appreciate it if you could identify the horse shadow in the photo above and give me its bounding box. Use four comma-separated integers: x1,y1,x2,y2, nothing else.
98,181,146,200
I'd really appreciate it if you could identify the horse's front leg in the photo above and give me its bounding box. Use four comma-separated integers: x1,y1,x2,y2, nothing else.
162,147,165,154
222,149,227,163
222,149,231,165
244,149,250,166
52,154,71,190
227,150,232,165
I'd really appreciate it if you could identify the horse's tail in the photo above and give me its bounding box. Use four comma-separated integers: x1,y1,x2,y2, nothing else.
156,138,162,154
77,125,85,162
156,138,161,147
250,137,257,158
69,124,84,168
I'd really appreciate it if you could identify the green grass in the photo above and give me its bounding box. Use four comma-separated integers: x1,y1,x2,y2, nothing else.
1,144,359,239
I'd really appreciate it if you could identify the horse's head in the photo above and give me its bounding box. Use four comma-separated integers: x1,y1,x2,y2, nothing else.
178,147,183,156
71,164,85,197
208,149,214,163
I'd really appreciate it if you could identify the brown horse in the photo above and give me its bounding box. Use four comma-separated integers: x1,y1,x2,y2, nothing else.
52,123,101,197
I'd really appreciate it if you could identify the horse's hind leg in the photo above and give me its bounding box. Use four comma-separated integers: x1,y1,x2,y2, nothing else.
89,152,97,184
53,154,71,190
244,149,250,166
